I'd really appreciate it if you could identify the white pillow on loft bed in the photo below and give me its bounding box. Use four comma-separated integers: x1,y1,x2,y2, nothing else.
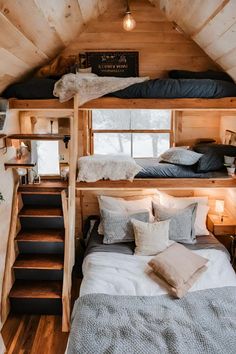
77,154,142,182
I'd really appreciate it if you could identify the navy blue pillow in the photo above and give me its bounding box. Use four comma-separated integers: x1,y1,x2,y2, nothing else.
193,144,236,172
169,70,234,83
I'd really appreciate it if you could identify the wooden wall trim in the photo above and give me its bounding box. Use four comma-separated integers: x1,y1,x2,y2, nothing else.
1,175,20,324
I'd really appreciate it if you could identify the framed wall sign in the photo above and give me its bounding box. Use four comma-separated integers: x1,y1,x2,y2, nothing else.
85,51,139,77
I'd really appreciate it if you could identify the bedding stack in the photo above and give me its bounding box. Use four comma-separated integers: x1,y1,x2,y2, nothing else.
68,190,236,354
91,191,212,298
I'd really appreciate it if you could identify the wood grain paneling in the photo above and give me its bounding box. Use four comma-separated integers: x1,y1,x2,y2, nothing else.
0,0,236,93
2,314,68,354
175,110,221,145
59,0,216,79
156,0,236,81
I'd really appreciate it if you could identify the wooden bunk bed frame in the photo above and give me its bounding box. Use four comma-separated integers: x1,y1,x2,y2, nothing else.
8,96,236,111
8,96,236,190
6,95,236,331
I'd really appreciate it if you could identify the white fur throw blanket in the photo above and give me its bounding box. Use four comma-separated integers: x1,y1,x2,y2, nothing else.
77,155,142,182
53,73,148,104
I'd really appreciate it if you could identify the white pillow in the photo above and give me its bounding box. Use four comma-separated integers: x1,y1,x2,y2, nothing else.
154,191,209,236
132,219,174,256
98,195,154,234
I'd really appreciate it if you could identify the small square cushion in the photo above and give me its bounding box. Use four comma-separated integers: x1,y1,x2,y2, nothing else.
154,191,209,236
153,202,197,244
98,195,154,234
102,209,150,244
148,243,208,298
160,147,202,166
132,219,173,256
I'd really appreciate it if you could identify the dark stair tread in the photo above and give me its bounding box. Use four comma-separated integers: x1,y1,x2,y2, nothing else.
16,229,64,243
19,206,63,217
9,280,62,299
18,181,68,194
13,254,64,270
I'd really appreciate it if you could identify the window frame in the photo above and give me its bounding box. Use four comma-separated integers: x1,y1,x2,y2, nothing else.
89,110,174,158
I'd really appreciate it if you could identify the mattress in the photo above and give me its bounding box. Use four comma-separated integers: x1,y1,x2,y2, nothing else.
80,222,236,297
110,78,236,99
135,158,230,178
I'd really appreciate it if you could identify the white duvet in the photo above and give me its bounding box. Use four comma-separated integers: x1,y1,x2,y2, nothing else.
80,249,236,297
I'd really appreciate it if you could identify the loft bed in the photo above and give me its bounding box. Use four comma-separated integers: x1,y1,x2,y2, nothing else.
76,177,236,190
8,96,236,189
8,97,236,110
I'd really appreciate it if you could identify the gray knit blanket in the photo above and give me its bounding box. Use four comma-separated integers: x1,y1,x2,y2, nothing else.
67,287,236,354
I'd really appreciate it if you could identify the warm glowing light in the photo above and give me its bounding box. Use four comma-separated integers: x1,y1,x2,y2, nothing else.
215,200,224,214
215,200,224,222
123,12,136,31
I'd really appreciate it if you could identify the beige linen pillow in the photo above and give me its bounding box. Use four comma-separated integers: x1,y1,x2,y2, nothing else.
148,243,208,298
132,219,173,256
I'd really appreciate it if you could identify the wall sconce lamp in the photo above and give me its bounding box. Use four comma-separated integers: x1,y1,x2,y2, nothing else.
123,0,136,31
215,199,225,223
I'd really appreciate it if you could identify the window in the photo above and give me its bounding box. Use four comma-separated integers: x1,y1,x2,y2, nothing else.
92,110,173,158
36,141,60,175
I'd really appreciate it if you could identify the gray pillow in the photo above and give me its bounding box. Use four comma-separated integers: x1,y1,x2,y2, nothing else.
153,202,197,244
160,147,202,166
101,209,150,244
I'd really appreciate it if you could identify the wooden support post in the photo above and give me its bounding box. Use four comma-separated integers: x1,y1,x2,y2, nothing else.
62,95,78,332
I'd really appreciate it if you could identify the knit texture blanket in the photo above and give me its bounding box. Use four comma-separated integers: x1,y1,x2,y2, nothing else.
67,287,236,354
53,73,148,104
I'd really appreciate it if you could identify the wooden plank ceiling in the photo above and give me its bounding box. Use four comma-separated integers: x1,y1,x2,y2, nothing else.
0,0,235,95
150,0,236,81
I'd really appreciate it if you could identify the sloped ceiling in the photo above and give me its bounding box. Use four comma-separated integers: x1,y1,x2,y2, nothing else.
151,0,236,81
0,0,235,94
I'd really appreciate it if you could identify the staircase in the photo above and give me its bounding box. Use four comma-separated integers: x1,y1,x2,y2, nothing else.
9,185,66,315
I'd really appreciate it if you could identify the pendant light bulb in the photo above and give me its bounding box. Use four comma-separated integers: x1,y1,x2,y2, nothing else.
123,12,136,31
123,1,136,32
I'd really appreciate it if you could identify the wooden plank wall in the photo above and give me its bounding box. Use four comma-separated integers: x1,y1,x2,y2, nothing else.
153,0,236,81
175,110,221,146
57,0,216,79
0,0,113,93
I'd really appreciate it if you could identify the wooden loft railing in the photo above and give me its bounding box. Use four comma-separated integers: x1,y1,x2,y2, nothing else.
8,97,236,110
76,177,236,190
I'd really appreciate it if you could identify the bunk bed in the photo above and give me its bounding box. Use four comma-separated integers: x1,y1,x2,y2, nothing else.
8,96,236,189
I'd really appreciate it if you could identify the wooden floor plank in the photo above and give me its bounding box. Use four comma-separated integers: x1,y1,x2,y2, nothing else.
2,314,68,354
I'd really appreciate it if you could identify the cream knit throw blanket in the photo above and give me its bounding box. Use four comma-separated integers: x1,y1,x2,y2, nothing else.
53,73,148,104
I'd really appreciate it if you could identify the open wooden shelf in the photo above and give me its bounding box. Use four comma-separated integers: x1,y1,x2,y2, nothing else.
8,134,70,141
5,154,36,169
76,177,236,190
8,97,236,111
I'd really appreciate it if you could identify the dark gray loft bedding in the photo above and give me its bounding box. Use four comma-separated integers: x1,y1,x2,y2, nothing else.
134,158,228,178
3,78,236,100
110,78,236,99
